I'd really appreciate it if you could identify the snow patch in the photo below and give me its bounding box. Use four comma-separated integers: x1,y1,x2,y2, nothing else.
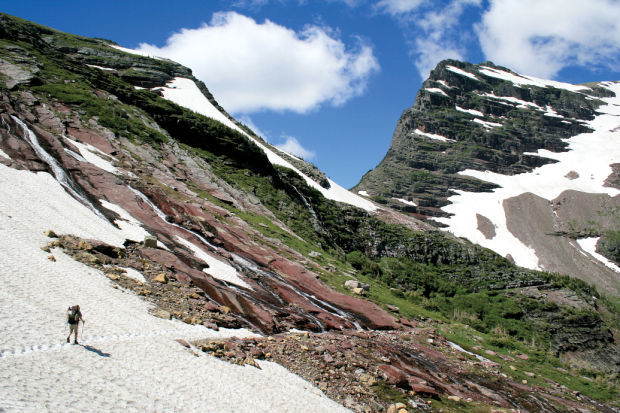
455,106,484,117
393,198,417,207
479,66,589,92
0,149,10,160
576,238,620,273
109,44,164,60
543,105,563,118
424,88,449,97
99,200,150,243
175,236,252,289
436,80,453,89
446,65,479,81
414,129,455,142
64,137,119,175
87,64,116,72
358,190,370,197
480,92,543,110
120,267,147,283
473,118,502,129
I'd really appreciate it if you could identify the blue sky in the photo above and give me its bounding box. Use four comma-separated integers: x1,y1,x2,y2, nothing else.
3,0,620,188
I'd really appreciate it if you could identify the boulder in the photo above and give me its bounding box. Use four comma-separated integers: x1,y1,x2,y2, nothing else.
378,364,408,387
386,304,400,313
152,309,171,319
153,273,168,283
175,339,190,348
344,280,360,290
143,236,158,248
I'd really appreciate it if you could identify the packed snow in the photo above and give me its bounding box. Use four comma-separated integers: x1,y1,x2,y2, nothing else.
158,77,377,212
446,65,479,81
358,190,370,197
478,66,589,93
0,162,350,412
455,106,484,117
577,238,620,273
434,82,620,270
424,88,449,97
414,128,455,142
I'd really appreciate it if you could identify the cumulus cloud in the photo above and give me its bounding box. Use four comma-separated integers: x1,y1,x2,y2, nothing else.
477,0,620,78
275,135,316,159
137,12,379,114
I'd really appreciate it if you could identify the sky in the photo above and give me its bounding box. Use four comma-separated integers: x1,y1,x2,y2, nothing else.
3,0,620,188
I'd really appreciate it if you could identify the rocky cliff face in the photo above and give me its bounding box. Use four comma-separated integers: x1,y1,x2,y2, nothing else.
355,59,620,294
0,14,618,411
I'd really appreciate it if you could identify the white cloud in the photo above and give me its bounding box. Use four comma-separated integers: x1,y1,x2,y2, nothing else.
375,0,427,15
275,135,316,159
137,12,378,114
477,0,620,78
375,0,481,79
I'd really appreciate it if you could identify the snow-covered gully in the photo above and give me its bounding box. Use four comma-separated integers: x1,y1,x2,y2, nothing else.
0,162,350,412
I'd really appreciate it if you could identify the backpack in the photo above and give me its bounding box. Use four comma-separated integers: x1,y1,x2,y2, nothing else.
67,306,79,324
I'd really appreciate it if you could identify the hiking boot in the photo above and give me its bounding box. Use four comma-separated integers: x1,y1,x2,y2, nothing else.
73,341,78,345
66,337,70,343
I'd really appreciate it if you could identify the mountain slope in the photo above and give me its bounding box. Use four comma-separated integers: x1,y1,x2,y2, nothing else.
355,60,620,294
0,14,618,412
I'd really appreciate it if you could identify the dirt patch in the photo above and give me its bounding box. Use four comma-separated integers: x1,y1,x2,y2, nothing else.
476,213,496,239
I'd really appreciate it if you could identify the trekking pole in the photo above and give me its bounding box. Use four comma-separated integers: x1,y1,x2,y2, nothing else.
81,320,85,341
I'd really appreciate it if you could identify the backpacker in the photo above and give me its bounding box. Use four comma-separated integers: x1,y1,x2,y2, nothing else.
67,306,79,325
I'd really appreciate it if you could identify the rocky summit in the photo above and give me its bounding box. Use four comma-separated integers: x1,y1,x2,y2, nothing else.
354,59,620,295
0,13,618,412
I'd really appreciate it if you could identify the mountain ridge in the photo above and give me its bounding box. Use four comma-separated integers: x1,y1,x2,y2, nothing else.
355,59,620,295
0,13,618,412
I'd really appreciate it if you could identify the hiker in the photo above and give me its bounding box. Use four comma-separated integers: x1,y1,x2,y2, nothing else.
66,305,85,344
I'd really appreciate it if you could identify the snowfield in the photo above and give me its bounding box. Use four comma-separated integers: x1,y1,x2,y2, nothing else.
157,77,377,212
0,163,350,412
434,82,620,271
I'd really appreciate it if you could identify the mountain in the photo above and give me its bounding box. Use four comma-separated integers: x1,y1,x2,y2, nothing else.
0,14,618,412
354,59,620,295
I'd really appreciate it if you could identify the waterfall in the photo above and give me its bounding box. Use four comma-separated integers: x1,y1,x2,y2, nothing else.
11,116,106,220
